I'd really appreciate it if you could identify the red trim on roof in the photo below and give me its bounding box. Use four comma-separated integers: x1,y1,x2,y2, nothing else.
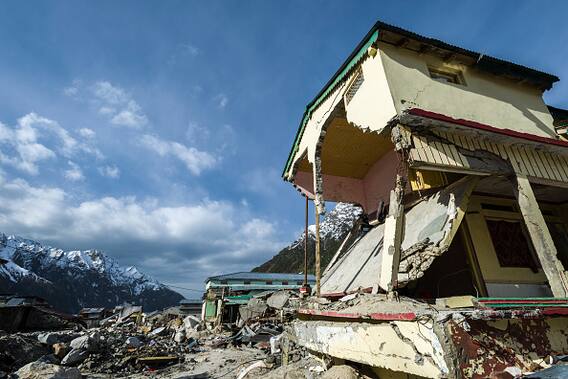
477,299,568,304
298,308,417,321
408,108,568,148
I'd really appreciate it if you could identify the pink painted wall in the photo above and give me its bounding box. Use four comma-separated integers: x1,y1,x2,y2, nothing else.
362,149,399,212
292,150,399,214
293,171,315,198
321,174,366,206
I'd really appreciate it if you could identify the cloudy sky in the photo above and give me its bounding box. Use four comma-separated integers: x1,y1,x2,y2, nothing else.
0,1,567,297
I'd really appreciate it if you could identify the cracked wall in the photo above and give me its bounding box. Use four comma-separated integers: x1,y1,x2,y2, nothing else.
378,42,557,139
293,319,449,378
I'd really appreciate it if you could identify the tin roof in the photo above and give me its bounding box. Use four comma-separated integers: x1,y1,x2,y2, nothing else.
548,105,568,127
206,271,315,282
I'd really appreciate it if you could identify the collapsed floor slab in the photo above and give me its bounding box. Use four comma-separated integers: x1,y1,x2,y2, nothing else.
291,294,568,378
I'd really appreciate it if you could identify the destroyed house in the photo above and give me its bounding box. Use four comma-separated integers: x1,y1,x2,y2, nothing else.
203,272,315,322
205,272,315,293
283,21,568,378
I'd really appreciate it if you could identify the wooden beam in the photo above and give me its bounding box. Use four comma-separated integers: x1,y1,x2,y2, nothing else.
511,174,568,297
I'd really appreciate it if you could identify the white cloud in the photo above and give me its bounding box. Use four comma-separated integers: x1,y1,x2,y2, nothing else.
63,79,82,97
111,101,147,128
214,93,228,109
185,122,210,144
64,161,84,181
78,128,95,139
98,165,120,178
91,81,147,128
0,177,285,283
182,43,200,57
140,134,217,175
92,81,129,105
0,113,103,175
19,113,78,156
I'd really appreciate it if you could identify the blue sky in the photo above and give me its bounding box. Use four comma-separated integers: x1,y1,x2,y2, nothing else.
0,1,567,297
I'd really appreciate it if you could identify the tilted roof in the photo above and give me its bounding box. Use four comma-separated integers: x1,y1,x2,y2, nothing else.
283,20,560,177
206,271,315,282
548,105,568,127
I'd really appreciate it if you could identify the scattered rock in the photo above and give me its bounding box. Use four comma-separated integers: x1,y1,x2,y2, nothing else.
12,360,81,379
321,365,359,379
52,343,69,359
125,336,143,348
69,332,99,352
60,348,88,366
174,329,186,343
267,291,291,310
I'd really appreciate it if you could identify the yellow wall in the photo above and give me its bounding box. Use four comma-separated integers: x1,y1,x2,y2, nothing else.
378,43,557,139
287,52,397,179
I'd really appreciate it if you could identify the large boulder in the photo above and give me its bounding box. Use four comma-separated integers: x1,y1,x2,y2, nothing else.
321,365,359,379
60,348,89,366
37,332,78,346
69,331,99,352
266,291,291,310
12,360,81,379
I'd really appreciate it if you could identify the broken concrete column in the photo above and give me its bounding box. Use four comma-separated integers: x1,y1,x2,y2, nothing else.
379,174,405,292
511,174,568,297
315,204,322,297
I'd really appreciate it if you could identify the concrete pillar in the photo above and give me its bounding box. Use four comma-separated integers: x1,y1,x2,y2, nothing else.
511,174,568,297
379,175,405,292
315,204,321,297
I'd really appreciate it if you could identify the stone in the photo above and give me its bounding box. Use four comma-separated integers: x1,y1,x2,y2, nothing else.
60,348,88,366
37,332,74,346
148,326,166,337
12,360,81,379
69,331,99,352
52,343,69,359
174,329,185,343
183,315,201,330
267,291,291,309
125,336,143,348
321,365,359,379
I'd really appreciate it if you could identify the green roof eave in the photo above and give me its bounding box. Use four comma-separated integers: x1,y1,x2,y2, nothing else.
282,27,380,178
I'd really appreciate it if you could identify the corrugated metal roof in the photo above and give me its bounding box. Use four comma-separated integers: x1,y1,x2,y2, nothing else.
548,105,568,127
206,271,315,282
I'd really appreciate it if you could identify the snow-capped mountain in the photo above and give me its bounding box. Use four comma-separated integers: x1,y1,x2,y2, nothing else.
0,234,183,313
253,203,363,273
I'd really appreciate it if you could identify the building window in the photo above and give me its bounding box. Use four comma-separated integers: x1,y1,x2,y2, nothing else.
486,219,539,271
344,69,364,105
220,280,228,285
243,281,251,285
428,66,465,85
296,281,303,285
282,281,289,285
266,281,273,285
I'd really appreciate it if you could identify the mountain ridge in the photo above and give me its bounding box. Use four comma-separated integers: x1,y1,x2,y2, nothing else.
253,203,363,274
0,233,183,313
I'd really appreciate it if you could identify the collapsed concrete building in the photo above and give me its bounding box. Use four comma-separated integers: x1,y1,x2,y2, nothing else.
282,21,568,378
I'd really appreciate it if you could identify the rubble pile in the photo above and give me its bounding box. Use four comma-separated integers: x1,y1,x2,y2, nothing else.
0,291,322,378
